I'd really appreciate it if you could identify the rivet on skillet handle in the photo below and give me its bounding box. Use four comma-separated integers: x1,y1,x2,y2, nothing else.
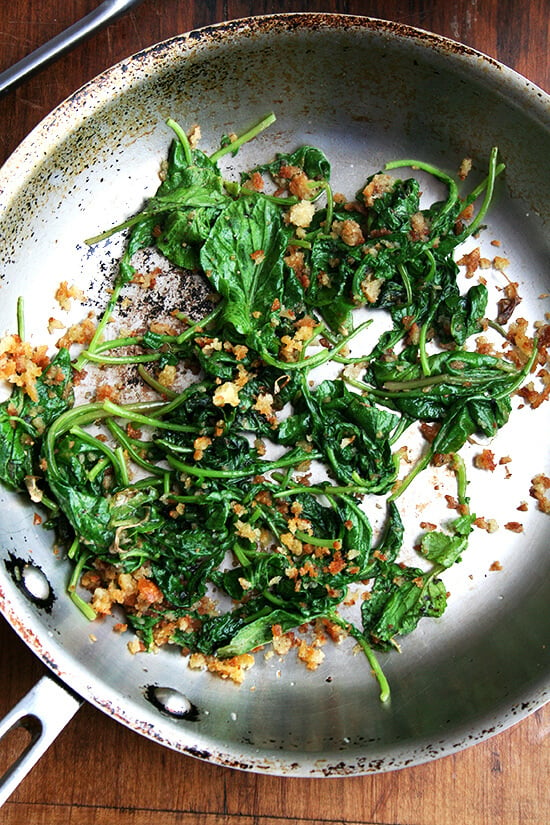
0,0,147,97
0,673,82,807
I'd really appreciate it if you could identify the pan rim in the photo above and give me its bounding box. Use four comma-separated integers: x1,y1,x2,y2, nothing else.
0,12,548,777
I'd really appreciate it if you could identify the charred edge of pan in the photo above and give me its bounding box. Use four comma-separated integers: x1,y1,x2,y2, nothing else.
142,13,504,71
185,745,213,761
65,12,504,103
1,601,60,672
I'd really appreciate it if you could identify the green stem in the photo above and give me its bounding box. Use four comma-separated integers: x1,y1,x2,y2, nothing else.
16,296,25,340
100,399,203,433
271,481,370,499
237,186,300,208
319,180,334,233
114,446,130,487
209,112,276,163
78,351,161,366
67,536,80,560
166,117,193,166
397,262,413,306
294,529,339,548
173,304,223,344
233,542,252,568
261,319,372,372
69,425,128,486
84,211,157,247
385,158,459,217
138,365,179,399
328,612,390,703
261,589,288,607
286,236,311,249
388,449,432,502
145,381,210,419
73,282,124,370
164,448,321,480
351,361,519,399
67,552,97,621
459,149,503,240
44,399,166,476
82,334,146,355
494,337,539,399
449,452,469,510
389,414,413,446
87,456,110,483
418,322,431,377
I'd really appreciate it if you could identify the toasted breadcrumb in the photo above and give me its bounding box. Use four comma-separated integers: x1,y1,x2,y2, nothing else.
55,281,86,310
297,639,326,670
213,380,241,407
94,383,120,403
128,639,146,654
234,519,261,543
409,211,430,241
359,271,384,304
157,364,177,388
287,169,311,200
362,173,395,206
56,313,96,350
271,624,295,656
288,199,315,228
530,473,550,514
458,157,473,180
0,334,50,401
83,564,163,616
331,218,365,246
47,317,65,334
493,256,510,272
187,651,255,684
473,449,497,471
457,246,481,278
193,435,212,461
244,170,265,192
474,517,499,533
504,521,523,533
187,123,201,149
131,268,160,289
149,321,179,336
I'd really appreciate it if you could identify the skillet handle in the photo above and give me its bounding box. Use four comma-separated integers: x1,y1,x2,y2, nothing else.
0,0,146,96
0,673,82,807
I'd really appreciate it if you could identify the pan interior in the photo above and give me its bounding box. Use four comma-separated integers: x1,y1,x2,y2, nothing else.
0,16,548,775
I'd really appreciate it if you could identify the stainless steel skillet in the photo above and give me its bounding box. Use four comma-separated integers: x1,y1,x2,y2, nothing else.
0,13,548,800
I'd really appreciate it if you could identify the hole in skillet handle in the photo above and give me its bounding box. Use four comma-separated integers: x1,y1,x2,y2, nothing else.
0,714,43,785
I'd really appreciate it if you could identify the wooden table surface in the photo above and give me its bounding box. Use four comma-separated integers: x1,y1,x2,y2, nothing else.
0,2,548,823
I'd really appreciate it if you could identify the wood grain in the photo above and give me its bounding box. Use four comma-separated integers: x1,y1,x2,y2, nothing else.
0,2,549,823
